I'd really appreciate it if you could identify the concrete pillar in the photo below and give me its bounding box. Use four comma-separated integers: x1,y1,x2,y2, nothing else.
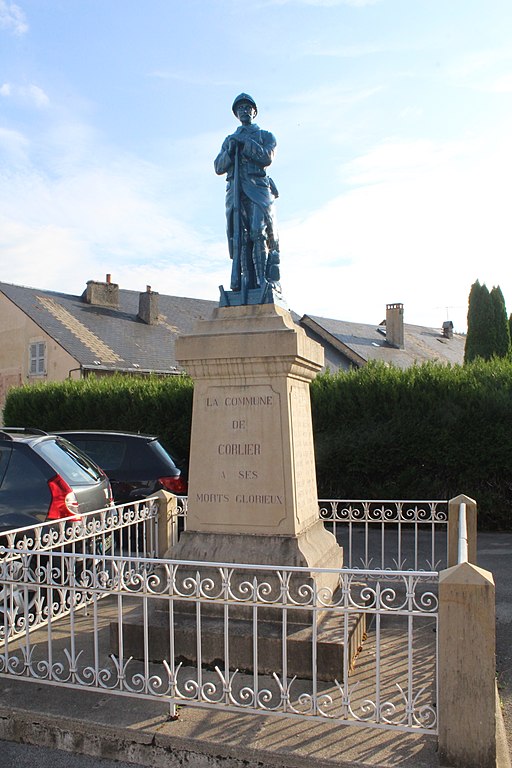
171,303,343,596
447,494,477,567
438,561,496,767
153,490,178,556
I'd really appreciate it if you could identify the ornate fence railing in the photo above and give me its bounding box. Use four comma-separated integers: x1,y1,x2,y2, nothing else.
175,498,449,571
0,495,454,736
0,549,438,734
318,499,449,571
0,498,159,643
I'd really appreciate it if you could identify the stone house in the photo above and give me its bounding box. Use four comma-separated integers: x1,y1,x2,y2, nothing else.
0,277,465,414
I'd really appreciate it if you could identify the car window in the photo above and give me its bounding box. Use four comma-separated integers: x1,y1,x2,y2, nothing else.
69,439,128,473
148,440,179,471
0,446,50,517
33,439,103,485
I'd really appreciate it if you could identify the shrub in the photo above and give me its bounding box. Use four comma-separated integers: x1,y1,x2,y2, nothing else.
3,374,194,462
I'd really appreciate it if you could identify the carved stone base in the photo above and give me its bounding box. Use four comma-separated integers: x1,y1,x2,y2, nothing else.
111,602,366,682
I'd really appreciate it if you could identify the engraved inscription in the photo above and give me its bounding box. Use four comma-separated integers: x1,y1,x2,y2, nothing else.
191,384,286,527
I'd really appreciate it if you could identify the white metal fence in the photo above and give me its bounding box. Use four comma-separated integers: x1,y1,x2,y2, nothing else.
0,496,441,734
175,497,449,571
318,499,448,571
0,498,159,643
0,499,447,733
0,550,438,733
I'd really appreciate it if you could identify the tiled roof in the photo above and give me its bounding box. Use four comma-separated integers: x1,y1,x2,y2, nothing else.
301,314,465,368
0,282,216,373
0,280,465,373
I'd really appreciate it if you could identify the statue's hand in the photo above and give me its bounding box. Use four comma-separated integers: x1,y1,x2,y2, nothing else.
228,134,245,155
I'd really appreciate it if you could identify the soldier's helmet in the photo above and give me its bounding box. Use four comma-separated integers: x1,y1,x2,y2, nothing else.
232,93,258,117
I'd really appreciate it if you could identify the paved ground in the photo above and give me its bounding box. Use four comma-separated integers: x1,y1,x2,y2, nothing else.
0,532,509,767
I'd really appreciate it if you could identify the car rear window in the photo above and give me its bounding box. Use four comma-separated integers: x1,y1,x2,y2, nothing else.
148,440,179,471
1,447,47,491
33,438,103,485
68,439,128,472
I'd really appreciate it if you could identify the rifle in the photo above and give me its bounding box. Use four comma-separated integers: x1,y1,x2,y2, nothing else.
230,141,241,293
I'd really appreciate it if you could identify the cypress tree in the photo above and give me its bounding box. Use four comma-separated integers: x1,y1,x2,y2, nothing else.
465,280,510,362
465,281,492,362
490,285,511,358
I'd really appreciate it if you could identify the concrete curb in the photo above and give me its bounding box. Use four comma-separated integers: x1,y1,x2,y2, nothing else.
1,695,508,768
0,677,440,768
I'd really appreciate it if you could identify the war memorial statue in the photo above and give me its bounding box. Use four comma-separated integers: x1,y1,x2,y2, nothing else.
215,93,283,307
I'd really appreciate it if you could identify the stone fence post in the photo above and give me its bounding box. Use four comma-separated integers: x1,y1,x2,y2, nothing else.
153,490,179,557
447,493,477,568
438,561,496,767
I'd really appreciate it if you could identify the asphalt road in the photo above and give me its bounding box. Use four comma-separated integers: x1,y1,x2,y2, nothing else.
478,531,512,757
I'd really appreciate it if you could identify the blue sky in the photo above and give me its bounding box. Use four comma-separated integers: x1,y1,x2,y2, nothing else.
1,0,512,332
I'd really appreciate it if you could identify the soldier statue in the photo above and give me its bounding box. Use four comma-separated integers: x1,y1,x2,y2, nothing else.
215,93,281,306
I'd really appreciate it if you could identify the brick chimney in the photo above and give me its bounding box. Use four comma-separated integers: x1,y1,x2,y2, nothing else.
138,285,159,325
83,274,119,309
386,303,404,349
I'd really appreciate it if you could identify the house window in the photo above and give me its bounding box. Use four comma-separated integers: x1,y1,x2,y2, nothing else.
29,342,46,376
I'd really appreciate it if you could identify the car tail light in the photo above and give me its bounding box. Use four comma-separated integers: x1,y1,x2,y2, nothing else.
158,475,188,495
47,474,82,520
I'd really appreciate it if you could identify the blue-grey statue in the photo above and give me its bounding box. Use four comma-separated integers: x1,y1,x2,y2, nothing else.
215,93,283,307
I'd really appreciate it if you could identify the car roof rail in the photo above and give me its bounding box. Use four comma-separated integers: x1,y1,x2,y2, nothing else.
0,427,48,438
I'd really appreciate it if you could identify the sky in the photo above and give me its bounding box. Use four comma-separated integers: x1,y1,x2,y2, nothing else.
1,1,512,333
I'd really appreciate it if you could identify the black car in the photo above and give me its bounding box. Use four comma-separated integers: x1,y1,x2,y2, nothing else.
53,431,188,504
0,428,113,533
0,428,115,637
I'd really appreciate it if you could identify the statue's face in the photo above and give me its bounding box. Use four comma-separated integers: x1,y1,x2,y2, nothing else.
236,102,256,125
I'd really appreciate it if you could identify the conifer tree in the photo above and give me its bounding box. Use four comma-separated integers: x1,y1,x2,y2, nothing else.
490,285,511,358
464,281,494,362
465,280,510,362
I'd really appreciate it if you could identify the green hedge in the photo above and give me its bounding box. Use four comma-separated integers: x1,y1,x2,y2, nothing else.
310,359,512,530
3,374,194,465
4,359,512,529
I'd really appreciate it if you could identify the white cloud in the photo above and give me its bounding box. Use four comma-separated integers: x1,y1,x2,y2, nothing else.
341,138,465,186
0,81,49,108
0,152,225,299
489,73,512,93
0,1,27,35
446,48,512,95
23,84,49,108
0,125,29,163
281,131,512,332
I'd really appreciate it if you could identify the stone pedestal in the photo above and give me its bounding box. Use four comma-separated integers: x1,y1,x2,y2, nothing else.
171,303,343,587
112,305,355,676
